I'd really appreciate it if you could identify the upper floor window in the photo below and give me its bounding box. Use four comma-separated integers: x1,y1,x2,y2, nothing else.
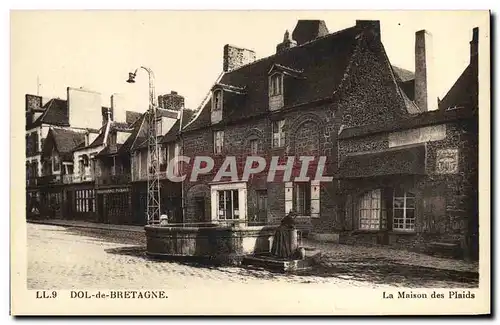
33,133,39,153
269,74,283,96
52,154,60,172
155,119,162,137
272,120,285,148
250,139,258,155
213,90,223,111
109,132,117,145
214,130,224,154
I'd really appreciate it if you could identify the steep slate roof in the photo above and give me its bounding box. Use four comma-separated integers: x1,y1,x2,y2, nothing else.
45,127,86,161
34,98,69,126
392,66,415,82
438,63,478,111
184,26,360,131
96,144,123,157
126,111,142,125
184,26,419,133
118,113,147,155
161,109,196,144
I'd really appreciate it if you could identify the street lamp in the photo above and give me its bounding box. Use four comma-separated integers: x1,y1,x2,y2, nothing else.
126,66,161,225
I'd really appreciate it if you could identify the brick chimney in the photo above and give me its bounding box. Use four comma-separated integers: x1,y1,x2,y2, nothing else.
25,94,42,112
356,20,381,41
291,20,329,45
223,44,256,72
470,27,479,65
276,30,297,53
158,91,185,111
414,30,438,111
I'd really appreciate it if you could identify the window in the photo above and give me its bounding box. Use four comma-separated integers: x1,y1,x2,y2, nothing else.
270,74,282,96
33,161,38,177
217,190,239,220
109,132,117,145
155,119,162,136
272,120,285,148
52,154,60,172
358,189,387,230
214,130,224,154
250,139,258,155
33,133,39,153
166,142,176,163
25,134,30,156
213,90,223,111
294,183,311,216
75,189,95,213
393,189,416,231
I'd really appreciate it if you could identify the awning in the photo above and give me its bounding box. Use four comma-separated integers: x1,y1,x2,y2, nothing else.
337,144,426,179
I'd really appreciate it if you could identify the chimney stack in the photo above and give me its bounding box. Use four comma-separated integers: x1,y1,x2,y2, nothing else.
470,27,479,64
223,44,256,72
158,91,185,111
110,93,127,123
276,30,297,53
414,30,438,111
291,20,329,45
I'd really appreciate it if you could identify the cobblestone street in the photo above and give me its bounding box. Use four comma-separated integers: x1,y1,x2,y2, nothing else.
27,223,478,290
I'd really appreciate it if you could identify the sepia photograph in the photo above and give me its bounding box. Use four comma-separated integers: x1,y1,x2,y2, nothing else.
10,9,490,315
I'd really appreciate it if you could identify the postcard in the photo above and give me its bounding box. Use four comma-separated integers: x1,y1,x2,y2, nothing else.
10,10,490,316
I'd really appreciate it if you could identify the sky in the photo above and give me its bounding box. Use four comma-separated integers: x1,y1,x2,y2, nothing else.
11,10,488,115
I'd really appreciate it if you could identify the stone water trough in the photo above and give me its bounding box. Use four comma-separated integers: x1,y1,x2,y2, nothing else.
145,224,278,265
145,224,321,272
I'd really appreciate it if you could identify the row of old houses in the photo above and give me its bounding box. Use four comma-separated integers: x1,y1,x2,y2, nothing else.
25,19,479,259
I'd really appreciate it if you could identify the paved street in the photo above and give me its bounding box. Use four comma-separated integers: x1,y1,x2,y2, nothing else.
27,223,478,290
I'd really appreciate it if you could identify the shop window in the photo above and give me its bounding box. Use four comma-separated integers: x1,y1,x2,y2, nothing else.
393,189,416,231
75,189,95,213
358,189,387,230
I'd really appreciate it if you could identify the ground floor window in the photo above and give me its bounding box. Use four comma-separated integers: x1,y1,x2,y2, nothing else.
211,183,246,224
107,193,129,217
75,189,95,213
393,189,416,231
356,187,416,231
358,189,386,230
217,190,239,220
294,182,311,216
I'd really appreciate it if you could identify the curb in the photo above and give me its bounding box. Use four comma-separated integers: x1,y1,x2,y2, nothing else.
27,220,145,233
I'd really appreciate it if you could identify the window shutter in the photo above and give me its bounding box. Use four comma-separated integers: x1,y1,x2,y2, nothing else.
344,194,353,230
284,182,293,214
311,180,320,218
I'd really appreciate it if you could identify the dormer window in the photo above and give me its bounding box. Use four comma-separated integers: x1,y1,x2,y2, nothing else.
155,118,162,136
270,73,283,96
213,90,223,111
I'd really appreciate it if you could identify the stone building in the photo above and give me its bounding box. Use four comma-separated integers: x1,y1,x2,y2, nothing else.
336,28,479,258
180,20,420,232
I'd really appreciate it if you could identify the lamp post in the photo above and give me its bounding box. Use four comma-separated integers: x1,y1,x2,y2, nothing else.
127,66,161,225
